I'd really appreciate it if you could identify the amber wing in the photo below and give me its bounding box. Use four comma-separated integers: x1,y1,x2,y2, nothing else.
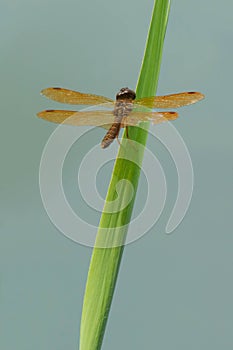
123,111,178,126
40,87,114,105
135,91,204,109
37,110,115,127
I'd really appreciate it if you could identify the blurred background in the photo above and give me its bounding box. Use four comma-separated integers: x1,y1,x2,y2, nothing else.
1,0,232,349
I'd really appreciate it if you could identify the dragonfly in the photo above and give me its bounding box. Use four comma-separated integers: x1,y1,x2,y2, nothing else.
37,87,204,148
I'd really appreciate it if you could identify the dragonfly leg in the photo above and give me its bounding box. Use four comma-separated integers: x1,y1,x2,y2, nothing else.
116,134,121,146
125,126,129,138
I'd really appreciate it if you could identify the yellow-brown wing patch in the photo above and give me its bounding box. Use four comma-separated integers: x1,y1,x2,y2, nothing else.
135,92,204,109
40,87,114,105
122,111,178,127
37,109,115,127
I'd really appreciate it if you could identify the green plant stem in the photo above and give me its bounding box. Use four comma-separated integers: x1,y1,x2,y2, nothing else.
79,1,171,349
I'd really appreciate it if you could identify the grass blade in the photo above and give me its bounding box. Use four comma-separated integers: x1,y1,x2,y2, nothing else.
80,1,171,349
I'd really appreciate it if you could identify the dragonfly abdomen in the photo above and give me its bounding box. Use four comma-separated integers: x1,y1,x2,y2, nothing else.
101,101,133,149
101,122,121,149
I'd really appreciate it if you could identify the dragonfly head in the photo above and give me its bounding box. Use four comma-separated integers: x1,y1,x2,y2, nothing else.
116,87,136,101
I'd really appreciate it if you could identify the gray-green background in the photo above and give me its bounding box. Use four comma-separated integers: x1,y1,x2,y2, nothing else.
1,0,232,349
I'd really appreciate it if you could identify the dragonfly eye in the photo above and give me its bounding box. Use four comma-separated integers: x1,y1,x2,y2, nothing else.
116,87,136,100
